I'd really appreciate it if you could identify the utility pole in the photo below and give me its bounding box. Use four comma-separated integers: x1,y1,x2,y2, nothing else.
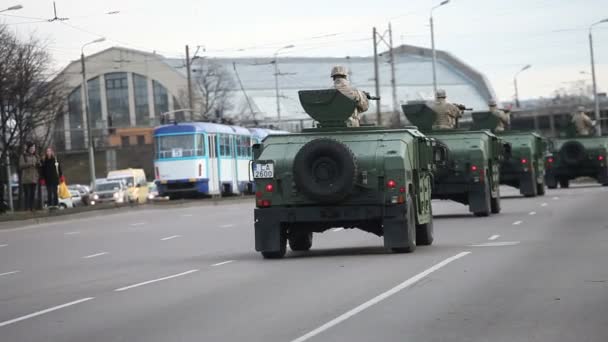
274,60,281,121
185,45,194,114
388,22,399,126
233,62,257,121
373,27,381,126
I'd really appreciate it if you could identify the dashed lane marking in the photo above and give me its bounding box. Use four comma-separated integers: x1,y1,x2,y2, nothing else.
82,252,108,259
332,228,344,232
529,211,537,216
488,235,500,241
0,297,95,328
552,197,560,200
470,241,521,247
541,203,548,207
64,231,80,235
182,214,194,217
160,235,181,241
114,269,199,292
0,244,7,248
220,224,235,228
289,252,471,342
0,270,20,277
513,221,523,226
211,260,235,267
130,222,145,226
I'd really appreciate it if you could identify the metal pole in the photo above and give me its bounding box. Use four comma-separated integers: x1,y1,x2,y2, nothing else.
514,77,520,108
232,62,256,121
81,53,96,190
430,15,438,94
388,22,400,126
185,45,194,114
373,27,381,126
274,55,281,121
589,31,602,136
5,153,13,212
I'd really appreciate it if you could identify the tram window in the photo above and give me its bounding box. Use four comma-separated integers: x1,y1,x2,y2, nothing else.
196,134,206,156
236,136,251,158
219,135,232,157
157,135,195,159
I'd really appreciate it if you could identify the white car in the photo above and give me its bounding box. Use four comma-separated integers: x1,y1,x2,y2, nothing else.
94,180,128,204
58,196,74,209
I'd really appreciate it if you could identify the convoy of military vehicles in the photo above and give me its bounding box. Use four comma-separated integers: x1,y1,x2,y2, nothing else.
251,85,606,259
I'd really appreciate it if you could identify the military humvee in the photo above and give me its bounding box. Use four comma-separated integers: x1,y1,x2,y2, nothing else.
252,90,438,259
402,101,504,217
545,123,608,188
471,111,547,197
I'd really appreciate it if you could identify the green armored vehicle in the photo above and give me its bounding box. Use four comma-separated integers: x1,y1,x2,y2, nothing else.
253,90,437,259
471,111,547,197
402,101,504,217
545,123,608,188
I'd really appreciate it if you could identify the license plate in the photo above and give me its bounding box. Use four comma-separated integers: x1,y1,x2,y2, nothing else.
253,162,274,179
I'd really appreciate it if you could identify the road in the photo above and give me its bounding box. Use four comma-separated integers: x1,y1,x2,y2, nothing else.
1,184,607,342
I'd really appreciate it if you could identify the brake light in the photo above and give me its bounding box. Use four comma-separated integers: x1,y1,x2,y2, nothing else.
521,158,528,164
599,155,605,161
547,157,554,163
471,165,478,172
256,199,271,208
399,186,406,193
255,191,262,198
387,180,397,189
265,184,274,192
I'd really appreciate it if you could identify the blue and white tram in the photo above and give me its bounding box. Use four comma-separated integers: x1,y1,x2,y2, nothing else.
154,122,253,197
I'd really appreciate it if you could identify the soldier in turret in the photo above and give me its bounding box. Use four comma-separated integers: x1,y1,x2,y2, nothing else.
572,106,594,136
489,100,510,132
331,66,369,127
432,89,462,129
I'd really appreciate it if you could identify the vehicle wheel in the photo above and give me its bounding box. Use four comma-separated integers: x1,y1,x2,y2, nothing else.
473,180,491,217
58,203,67,210
523,170,538,198
416,205,434,246
537,181,546,195
261,228,287,259
546,176,557,189
392,195,416,253
289,232,313,251
559,178,570,188
491,190,501,214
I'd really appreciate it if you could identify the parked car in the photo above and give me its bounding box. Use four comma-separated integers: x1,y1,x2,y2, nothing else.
68,184,96,206
69,190,83,207
147,182,159,200
94,180,128,204
58,196,74,209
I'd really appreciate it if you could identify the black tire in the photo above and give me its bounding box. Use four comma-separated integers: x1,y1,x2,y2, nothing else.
416,205,434,246
293,139,357,204
289,232,313,251
546,176,557,189
537,181,546,196
392,195,416,253
261,228,287,259
559,178,570,188
559,141,586,165
523,170,538,198
491,189,501,214
473,180,491,217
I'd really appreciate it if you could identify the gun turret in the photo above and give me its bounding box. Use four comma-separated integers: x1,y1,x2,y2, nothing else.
298,89,358,128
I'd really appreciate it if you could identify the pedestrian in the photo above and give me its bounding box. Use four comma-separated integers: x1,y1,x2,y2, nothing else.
40,147,63,208
19,142,40,211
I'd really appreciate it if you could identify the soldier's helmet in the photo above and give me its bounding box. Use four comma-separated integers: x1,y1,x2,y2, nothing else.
331,65,348,78
577,106,586,113
435,89,447,99
488,99,497,107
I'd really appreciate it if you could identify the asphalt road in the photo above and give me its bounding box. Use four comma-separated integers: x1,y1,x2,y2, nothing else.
1,184,607,342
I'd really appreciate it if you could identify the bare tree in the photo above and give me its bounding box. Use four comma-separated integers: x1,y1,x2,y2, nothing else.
191,61,236,122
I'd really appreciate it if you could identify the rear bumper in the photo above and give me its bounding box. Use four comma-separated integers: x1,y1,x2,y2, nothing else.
546,164,607,181
156,179,209,194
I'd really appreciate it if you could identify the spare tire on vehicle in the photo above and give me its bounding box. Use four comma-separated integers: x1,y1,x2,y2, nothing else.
293,138,357,203
559,141,586,165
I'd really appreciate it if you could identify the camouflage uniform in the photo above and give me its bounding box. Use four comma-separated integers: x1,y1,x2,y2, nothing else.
432,89,462,129
489,101,510,132
572,107,593,136
331,66,369,127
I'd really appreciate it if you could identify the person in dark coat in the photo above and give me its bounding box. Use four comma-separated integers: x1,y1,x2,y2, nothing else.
19,142,40,211
40,147,63,207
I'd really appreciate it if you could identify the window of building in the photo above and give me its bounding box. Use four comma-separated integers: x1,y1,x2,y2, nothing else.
219,134,232,157
87,77,102,129
153,80,169,119
105,72,130,127
133,74,149,126
137,135,145,146
68,87,85,150
54,113,66,151
121,136,130,147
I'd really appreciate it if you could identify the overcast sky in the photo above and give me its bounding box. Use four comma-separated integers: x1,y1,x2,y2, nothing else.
3,0,608,102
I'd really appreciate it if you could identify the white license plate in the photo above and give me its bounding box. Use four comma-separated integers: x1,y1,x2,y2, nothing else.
253,163,274,179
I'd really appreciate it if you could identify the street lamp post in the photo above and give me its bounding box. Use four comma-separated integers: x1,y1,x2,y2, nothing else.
514,64,531,108
430,0,450,94
589,18,608,136
0,4,23,13
273,44,295,121
81,37,106,191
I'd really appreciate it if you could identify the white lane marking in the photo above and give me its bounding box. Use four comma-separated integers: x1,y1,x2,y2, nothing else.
220,224,235,228
130,222,145,226
0,270,20,277
0,297,94,328
332,228,344,232
0,244,7,248
211,260,234,267
82,252,108,259
513,221,523,226
470,241,521,247
289,252,471,342
160,235,181,241
541,203,548,207
114,269,198,292
488,235,500,241
64,231,80,235
182,214,193,217
529,211,537,216
552,196,560,200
